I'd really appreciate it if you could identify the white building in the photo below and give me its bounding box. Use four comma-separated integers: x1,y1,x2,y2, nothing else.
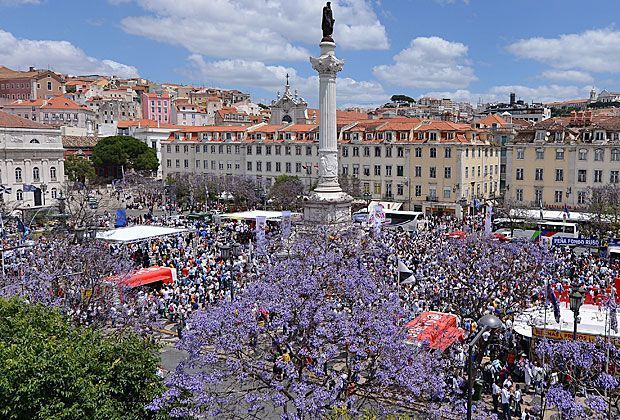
0,111,64,207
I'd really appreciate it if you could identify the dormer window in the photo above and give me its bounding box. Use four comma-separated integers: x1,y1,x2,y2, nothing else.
429,132,437,141
595,131,606,141
385,132,393,141
554,132,563,142
417,132,424,140
535,131,546,141
174,133,181,140
366,133,372,140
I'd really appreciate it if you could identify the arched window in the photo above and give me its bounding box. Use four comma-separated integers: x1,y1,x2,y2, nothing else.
33,167,40,182
16,189,23,201
29,138,40,144
15,167,22,182
50,166,57,181
51,188,57,199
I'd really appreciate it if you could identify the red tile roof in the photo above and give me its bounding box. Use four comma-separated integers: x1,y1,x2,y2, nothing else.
0,110,53,129
117,119,179,129
41,96,87,111
479,114,507,127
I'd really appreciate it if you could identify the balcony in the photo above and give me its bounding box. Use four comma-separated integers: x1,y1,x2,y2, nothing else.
426,195,438,202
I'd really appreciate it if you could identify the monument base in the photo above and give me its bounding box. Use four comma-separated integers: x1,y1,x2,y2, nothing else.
303,190,353,225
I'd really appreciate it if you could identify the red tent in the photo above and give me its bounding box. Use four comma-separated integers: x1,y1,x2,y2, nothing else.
447,230,466,239
121,266,176,288
405,311,464,351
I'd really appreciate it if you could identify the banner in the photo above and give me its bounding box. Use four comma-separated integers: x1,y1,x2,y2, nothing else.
115,209,127,228
484,205,493,236
368,203,385,234
552,237,600,247
256,215,267,255
281,211,291,240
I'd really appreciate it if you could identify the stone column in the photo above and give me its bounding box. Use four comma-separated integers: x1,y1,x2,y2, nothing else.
311,42,343,193
304,41,352,225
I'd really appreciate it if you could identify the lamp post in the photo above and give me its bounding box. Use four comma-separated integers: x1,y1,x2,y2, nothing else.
363,191,372,207
458,197,468,221
569,281,585,340
467,314,503,420
40,183,47,206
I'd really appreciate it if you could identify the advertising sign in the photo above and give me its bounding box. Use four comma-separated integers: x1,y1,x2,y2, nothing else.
552,237,600,247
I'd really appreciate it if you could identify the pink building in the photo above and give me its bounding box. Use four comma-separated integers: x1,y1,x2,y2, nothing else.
141,92,170,123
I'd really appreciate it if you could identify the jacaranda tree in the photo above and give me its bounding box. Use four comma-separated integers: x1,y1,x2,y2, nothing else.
150,228,446,418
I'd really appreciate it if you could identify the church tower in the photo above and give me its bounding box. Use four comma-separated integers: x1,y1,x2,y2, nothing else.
269,74,310,124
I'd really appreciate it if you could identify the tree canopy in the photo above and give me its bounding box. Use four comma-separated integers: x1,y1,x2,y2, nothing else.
390,94,415,103
268,175,304,210
64,155,96,183
92,136,158,176
0,298,163,420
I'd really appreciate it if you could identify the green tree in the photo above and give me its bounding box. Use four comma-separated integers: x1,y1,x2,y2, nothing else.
0,298,163,420
92,136,158,178
268,175,304,210
390,94,415,103
64,155,96,183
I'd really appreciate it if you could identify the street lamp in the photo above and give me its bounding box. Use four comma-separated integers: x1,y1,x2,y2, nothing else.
40,183,47,206
458,197,468,220
363,191,372,207
467,314,503,420
569,282,586,340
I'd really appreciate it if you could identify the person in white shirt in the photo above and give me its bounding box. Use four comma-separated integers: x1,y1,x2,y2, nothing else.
492,381,501,413
513,385,522,418
501,384,512,419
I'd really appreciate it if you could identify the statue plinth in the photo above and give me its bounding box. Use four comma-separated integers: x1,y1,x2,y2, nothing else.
304,40,352,225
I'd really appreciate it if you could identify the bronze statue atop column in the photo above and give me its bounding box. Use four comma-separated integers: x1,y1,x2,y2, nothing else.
321,2,335,42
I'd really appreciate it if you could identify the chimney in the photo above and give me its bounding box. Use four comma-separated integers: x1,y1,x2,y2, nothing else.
509,92,516,105
570,110,577,125
29,66,35,72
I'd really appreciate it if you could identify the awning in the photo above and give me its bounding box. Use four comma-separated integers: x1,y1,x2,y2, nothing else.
405,311,464,351
220,210,301,221
96,225,188,243
121,266,176,288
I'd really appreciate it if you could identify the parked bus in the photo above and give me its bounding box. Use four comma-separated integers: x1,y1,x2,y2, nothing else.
493,218,579,241
353,210,426,232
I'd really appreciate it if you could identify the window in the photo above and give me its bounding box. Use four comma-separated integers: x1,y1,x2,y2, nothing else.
397,184,404,196
554,190,563,203
578,170,587,183
342,147,349,157
516,188,523,202
30,138,39,144
429,132,437,141
363,166,370,176
516,168,524,181
578,149,587,160
594,149,604,161
16,189,23,201
51,188,57,199
611,171,620,184
397,147,404,158
373,182,381,195
47,81,52,90
444,167,451,179
275,162,281,172
595,170,603,183
258,145,264,155
363,182,370,193
184,159,189,168
166,159,171,168
578,191,587,205
415,166,422,177
535,131,545,141
386,183,393,198
397,166,404,177
386,147,392,158
353,165,359,176
535,188,543,204
612,148,620,161
536,148,544,160
166,145,172,153
535,168,544,181
374,147,381,157
465,167,469,178
50,167,57,181
444,148,452,158
555,169,564,182
430,147,437,158
296,162,302,173
555,149,564,160
363,147,370,157
266,162,272,172
415,148,422,158
306,146,313,156
256,161,262,172
415,185,422,197
14,167,22,182
443,188,451,199
285,146,291,155
175,159,180,168
295,146,302,156
33,167,40,182
184,145,189,153
227,145,232,154
429,167,436,178
385,165,392,176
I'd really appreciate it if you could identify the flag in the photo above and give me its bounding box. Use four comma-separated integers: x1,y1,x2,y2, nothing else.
0,185,12,195
23,184,37,193
281,211,291,240
611,288,618,334
484,205,493,236
398,259,414,284
114,209,127,228
563,204,570,221
546,283,561,323
539,199,544,220
255,216,267,255
16,218,30,241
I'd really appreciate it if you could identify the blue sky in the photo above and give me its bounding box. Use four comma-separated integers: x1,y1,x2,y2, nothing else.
1,0,619,107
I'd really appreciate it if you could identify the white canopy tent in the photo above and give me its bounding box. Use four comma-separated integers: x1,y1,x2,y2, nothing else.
513,303,620,344
220,210,301,221
96,225,188,243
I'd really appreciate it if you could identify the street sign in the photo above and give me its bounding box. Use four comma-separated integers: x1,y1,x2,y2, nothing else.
552,237,600,247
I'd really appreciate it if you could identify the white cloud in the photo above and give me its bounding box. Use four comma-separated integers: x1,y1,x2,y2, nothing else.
0,29,139,78
424,84,590,104
185,55,388,106
541,70,593,84
372,36,477,89
0,0,40,5
120,0,388,62
507,29,620,73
